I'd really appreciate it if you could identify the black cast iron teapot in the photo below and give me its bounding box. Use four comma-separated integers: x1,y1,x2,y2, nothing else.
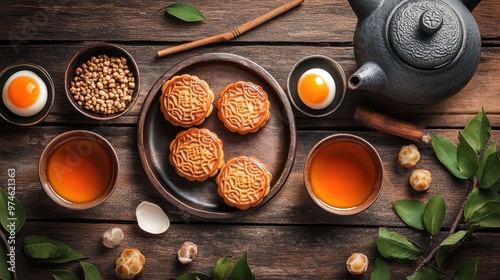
347,0,482,104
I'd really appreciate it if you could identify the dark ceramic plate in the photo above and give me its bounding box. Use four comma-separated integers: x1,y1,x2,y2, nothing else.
137,53,297,219
0,63,55,126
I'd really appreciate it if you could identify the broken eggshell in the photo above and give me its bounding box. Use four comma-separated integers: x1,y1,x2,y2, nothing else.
135,201,170,234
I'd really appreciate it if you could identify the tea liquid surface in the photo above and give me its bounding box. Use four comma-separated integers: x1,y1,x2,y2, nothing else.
47,138,113,203
309,141,377,208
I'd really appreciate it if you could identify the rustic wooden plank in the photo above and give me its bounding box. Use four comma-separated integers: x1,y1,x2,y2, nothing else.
0,44,499,128
13,222,500,279
0,0,498,43
2,126,497,227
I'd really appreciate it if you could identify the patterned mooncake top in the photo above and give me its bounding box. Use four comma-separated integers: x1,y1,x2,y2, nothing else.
169,127,224,182
216,156,272,210
160,74,214,127
217,81,271,134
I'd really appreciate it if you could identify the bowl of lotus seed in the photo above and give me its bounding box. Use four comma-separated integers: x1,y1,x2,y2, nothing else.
65,42,140,120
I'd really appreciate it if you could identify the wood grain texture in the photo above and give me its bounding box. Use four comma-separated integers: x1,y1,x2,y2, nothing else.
14,222,500,279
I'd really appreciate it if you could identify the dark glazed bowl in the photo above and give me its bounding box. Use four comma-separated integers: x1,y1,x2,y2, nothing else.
64,42,140,120
304,134,384,215
0,63,55,126
39,130,119,210
287,55,346,117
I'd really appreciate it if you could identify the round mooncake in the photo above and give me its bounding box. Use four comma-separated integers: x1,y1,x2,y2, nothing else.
160,74,214,127
169,128,224,182
216,81,271,134
216,156,272,210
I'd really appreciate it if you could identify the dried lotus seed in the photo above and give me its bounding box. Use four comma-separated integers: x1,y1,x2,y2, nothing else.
346,253,369,275
398,144,421,168
102,227,124,248
178,241,198,264
410,169,432,192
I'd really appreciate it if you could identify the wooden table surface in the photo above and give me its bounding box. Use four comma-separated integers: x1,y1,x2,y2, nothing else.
1,0,499,279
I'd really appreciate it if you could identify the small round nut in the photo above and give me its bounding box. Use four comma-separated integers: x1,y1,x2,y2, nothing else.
410,169,432,192
178,241,198,264
102,228,124,248
398,144,421,168
346,253,368,275
114,248,146,279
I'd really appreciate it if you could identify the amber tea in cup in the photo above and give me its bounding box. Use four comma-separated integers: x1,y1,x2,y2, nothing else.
304,134,384,215
39,130,119,209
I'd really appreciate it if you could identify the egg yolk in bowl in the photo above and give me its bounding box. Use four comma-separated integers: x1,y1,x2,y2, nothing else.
2,70,48,117
297,68,336,110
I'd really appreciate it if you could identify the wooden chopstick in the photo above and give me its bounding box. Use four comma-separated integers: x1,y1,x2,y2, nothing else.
157,0,304,58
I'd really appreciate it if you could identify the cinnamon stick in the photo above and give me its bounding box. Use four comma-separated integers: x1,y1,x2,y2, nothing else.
157,0,304,58
354,106,430,144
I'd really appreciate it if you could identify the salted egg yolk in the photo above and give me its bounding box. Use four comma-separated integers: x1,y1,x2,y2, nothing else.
2,70,48,117
297,68,335,110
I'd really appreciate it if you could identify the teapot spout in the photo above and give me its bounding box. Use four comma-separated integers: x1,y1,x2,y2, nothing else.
460,0,481,11
348,0,384,21
348,62,387,93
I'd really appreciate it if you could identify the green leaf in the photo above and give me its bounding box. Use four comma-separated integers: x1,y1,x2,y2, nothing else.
45,250,87,264
464,188,500,221
212,256,232,280
393,200,426,231
477,141,497,182
370,257,390,280
0,245,13,280
24,243,62,259
0,188,26,233
175,273,212,280
376,227,422,261
431,133,467,179
423,194,446,236
463,108,491,153
231,253,254,280
81,262,101,280
479,151,500,189
406,267,445,280
435,230,468,268
24,235,71,251
468,201,500,228
23,235,85,263
51,270,80,280
165,3,205,22
454,258,478,280
457,132,479,178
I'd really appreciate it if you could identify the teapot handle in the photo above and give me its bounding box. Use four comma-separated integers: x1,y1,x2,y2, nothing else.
353,106,431,144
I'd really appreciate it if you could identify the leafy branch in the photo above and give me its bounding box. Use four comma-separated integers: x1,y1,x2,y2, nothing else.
173,253,255,280
371,109,500,279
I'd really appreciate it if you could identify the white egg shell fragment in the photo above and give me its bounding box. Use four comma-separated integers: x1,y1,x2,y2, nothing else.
297,68,336,110
135,201,170,234
2,70,48,117
102,227,124,248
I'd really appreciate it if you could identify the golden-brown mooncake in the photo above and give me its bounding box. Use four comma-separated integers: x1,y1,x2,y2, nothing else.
169,127,225,182
160,74,214,127
216,156,272,210
216,81,271,134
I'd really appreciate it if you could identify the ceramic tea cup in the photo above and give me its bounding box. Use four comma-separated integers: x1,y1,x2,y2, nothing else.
39,130,119,210
304,134,384,215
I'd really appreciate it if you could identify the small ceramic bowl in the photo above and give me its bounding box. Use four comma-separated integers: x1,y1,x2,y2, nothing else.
304,134,384,215
39,130,119,210
0,63,55,126
287,55,346,117
64,42,140,120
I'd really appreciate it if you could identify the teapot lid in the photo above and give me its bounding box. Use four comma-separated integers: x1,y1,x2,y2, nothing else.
389,0,463,69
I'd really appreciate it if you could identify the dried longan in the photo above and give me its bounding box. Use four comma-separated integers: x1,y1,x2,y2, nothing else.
398,144,421,168
410,169,432,192
346,253,369,275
